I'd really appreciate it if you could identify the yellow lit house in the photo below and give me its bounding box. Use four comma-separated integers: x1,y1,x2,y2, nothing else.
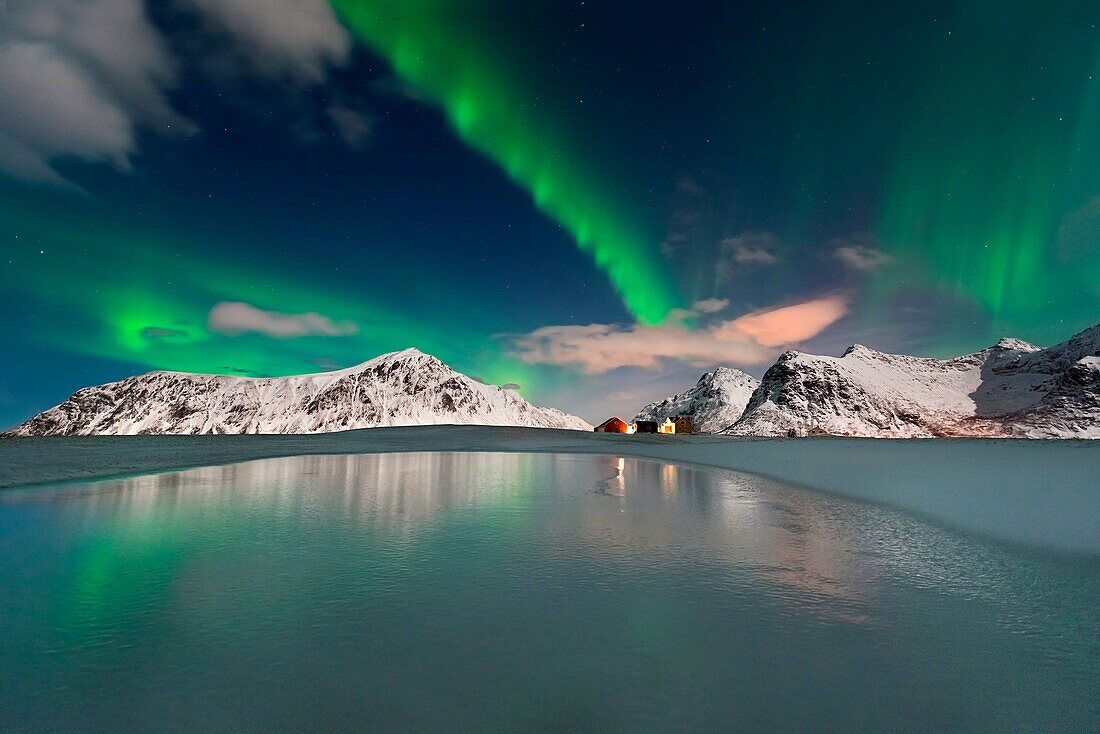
637,418,676,434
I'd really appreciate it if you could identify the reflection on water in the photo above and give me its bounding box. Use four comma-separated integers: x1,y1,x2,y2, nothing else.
0,452,1097,733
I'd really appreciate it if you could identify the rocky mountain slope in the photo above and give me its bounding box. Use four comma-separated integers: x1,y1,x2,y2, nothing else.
634,367,760,432
725,325,1100,438
4,349,592,436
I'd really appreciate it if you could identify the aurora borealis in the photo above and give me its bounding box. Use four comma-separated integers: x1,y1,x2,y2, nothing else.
331,0,681,325
874,3,1100,333
1,0,1099,425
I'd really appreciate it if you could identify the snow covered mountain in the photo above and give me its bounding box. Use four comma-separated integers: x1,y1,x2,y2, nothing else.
726,325,1100,438
4,349,592,436
634,367,760,433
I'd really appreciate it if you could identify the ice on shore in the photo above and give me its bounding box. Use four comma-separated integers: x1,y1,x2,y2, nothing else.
1,427,1097,554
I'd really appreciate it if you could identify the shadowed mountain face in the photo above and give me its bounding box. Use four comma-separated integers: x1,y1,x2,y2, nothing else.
726,325,1100,438
634,367,760,433
4,349,591,436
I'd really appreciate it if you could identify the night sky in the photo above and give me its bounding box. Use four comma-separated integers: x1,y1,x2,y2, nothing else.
2,0,1098,426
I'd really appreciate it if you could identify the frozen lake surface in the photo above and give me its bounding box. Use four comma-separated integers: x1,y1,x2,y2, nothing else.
1,452,1097,732
2,427,1098,552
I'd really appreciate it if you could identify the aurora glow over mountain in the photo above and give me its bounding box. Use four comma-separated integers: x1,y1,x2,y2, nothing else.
1,0,1098,426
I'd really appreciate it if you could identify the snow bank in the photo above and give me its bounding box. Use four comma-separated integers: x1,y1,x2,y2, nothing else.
2,427,1097,553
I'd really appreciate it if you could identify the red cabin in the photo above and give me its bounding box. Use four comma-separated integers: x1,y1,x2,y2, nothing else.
594,417,632,433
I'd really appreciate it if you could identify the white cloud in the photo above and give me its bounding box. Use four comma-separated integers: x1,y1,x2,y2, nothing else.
0,43,131,186
508,322,768,374
309,357,342,370
208,301,360,338
326,106,375,149
0,0,194,186
661,298,732,323
0,0,360,188
731,247,779,265
185,0,351,83
717,232,780,281
738,249,778,266
506,295,849,374
831,237,893,272
692,298,729,314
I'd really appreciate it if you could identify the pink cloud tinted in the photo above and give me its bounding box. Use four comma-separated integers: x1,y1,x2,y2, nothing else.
508,295,849,373
718,296,850,347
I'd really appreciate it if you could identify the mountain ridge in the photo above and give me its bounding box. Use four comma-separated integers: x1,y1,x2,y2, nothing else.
723,324,1100,438
5,348,592,436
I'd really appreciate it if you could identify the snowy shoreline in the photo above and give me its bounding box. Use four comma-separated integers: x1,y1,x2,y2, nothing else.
2,426,1097,553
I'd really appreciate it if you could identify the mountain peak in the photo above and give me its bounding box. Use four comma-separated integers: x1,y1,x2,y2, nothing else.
727,322,1100,438
368,347,434,363
336,347,444,374
634,366,761,433
991,337,1039,352
6,348,591,437
390,347,429,358
709,365,754,380
841,344,877,358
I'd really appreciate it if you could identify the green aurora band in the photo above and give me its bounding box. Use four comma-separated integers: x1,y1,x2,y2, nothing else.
873,4,1100,337
330,0,681,325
